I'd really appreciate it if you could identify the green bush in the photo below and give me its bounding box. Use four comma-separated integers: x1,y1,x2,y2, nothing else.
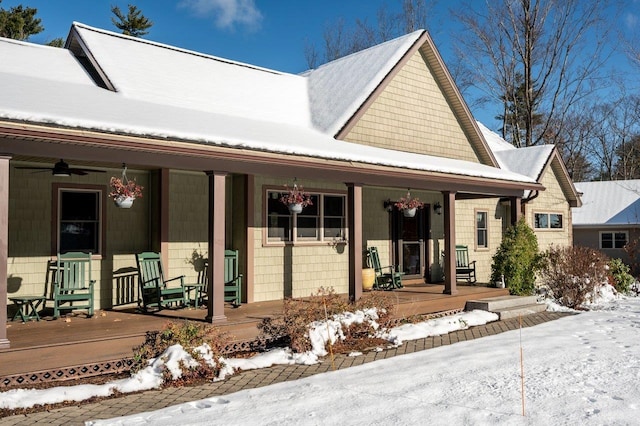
490,218,543,296
539,246,609,309
608,258,635,294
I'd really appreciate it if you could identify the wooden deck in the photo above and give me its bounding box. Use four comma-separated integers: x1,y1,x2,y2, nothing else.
1,283,507,379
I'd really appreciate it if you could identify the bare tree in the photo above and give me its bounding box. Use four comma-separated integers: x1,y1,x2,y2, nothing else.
452,0,616,147
304,0,436,69
546,111,595,182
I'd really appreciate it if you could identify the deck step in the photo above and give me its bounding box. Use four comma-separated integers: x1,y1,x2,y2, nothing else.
493,303,547,320
465,295,544,320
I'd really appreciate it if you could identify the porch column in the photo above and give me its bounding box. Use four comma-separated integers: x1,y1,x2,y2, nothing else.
510,196,522,225
159,168,170,271
443,191,458,295
0,155,10,348
347,183,363,301
205,171,227,323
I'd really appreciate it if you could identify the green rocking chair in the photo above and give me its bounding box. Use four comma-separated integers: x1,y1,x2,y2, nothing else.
135,252,187,312
366,247,404,290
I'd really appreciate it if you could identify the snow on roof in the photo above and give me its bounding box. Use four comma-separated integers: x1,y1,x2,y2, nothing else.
573,180,640,226
303,31,424,135
476,121,514,154
0,37,95,86
476,121,554,180
0,27,537,185
71,23,311,127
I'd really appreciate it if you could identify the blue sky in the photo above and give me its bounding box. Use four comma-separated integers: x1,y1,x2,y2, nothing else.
2,0,638,127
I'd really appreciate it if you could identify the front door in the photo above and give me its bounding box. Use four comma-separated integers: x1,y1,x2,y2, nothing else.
392,207,430,280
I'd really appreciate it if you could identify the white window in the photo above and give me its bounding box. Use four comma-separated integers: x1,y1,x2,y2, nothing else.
266,189,345,244
476,210,488,249
57,187,102,254
600,231,628,249
534,212,563,229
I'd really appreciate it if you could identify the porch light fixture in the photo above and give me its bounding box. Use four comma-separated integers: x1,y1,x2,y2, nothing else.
433,202,442,215
383,199,394,212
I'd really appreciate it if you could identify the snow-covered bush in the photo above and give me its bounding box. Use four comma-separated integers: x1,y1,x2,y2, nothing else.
539,246,609,309
257,287,395,354
132,320,231,384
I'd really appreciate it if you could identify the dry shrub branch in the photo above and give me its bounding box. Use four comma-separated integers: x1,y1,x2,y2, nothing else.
257,287,395,354
540,246,609,309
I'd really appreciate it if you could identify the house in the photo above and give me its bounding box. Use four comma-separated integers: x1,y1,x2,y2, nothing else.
1,23,563,349
573,180,640,268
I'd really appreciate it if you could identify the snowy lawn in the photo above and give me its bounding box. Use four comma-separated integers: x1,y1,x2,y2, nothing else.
2,287,638,425
88,296,640,425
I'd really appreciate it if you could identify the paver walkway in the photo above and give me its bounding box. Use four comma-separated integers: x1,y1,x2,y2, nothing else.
0,311,570,425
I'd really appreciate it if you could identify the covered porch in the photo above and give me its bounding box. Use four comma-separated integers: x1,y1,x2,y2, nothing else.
0,122,538,350
1,282,508,387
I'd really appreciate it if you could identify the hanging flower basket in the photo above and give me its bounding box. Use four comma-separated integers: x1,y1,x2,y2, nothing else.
114,195,135,209
394,190,423,217
109,166,143,208
403,207,417,217
280,182,312,214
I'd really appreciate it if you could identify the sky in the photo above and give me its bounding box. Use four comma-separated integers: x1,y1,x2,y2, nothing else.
1,0,638,129
3,285,640,425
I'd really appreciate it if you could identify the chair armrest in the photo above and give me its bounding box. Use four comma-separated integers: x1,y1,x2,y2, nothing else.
164,275,185,286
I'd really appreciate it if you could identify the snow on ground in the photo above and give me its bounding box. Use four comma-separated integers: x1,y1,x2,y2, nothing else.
90,295,640,426
0,309,495,411
3,286,640,426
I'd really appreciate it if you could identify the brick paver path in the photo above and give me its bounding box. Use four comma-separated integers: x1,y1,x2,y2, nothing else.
0,311,570,425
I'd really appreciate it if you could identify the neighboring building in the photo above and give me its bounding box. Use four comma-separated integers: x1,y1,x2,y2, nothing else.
0,23,576,348
573,180,640,267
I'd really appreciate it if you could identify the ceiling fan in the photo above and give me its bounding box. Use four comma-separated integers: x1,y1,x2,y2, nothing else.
15,159,106,176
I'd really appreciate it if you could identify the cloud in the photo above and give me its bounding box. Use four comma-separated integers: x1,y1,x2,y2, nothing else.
625,12,639,30
179,0,263,31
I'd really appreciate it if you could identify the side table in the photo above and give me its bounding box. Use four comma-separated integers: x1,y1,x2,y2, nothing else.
9,296,46,322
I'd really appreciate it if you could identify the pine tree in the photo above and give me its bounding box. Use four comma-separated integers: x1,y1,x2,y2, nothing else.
111,4,152,38
0,1,44,40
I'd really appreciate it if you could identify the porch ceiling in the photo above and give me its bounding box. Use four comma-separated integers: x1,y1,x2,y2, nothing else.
0,122,542,197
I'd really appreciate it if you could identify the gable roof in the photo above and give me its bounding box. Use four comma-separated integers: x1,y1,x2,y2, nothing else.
573,180,640,227
0,24,543,193
303,31,423,136
305,30,498,167
477,121,581,206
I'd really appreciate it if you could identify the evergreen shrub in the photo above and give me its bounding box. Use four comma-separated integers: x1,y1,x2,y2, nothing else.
490,217,543,295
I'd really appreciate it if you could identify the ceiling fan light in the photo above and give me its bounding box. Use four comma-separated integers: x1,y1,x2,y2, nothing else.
52,159,70,176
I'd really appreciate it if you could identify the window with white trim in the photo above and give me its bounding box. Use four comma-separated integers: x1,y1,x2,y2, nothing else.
266,190,345,243
58,188,102,254
534,212,563,229
476,210,488,249
600,231,628,249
